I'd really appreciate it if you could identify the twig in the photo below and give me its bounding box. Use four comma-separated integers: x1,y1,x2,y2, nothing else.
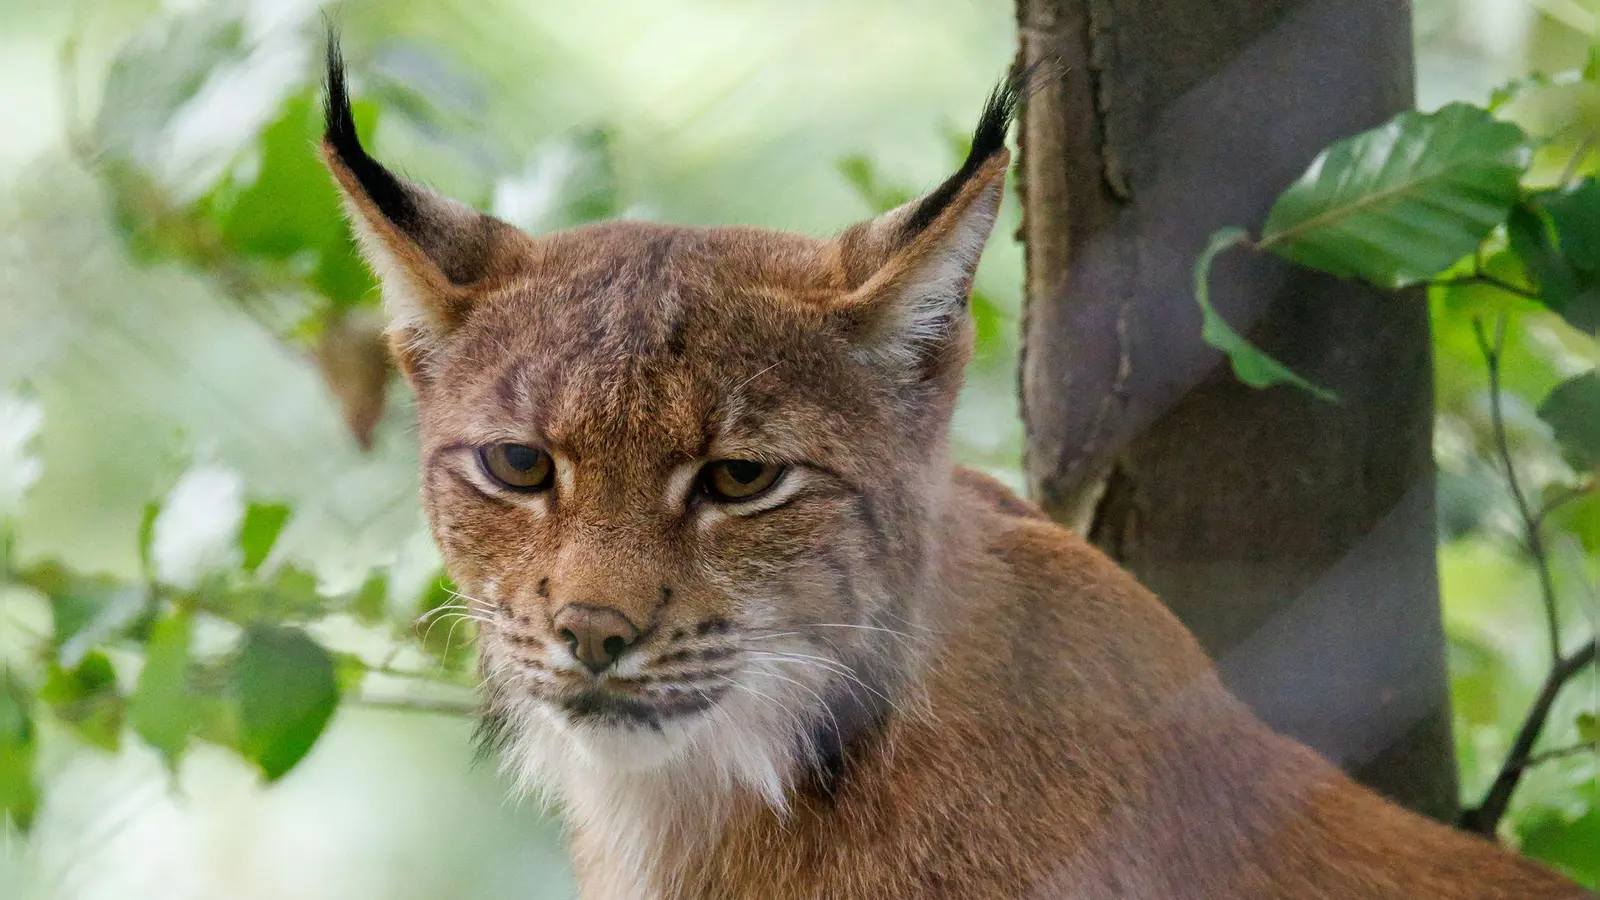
367,662,476,687
1461,639,1597,835
1472,316,1563,663
350,693,477,717
1435,275,1544,303
1460,315,1599,836
1521,741,1599,771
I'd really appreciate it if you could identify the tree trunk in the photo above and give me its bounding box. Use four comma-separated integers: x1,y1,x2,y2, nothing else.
1015,0,1458,820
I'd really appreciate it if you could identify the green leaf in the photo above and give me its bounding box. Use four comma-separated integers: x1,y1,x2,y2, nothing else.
351,571,388,626
1527,179,1600,333
130,612,196,769
1194,228,1338,401
1259,104,1530,288
237,503,290,574
1578,712,1597,745
192,564,324,626
15,561,138,652
40,652,124,752
1446,634,1511,731
1537,371,1600,471
0,672,38,832
137,501,161,579
1548,489,1599,555
1506,204,1578,309
214,92,378,309
231,626,340,781
1517,790,1600,887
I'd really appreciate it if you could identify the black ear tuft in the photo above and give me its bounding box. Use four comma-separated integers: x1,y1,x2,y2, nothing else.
898,70,1026,236
323,32,418,232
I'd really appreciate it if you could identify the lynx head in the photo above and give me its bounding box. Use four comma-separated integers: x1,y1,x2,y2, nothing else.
322,40,1015,811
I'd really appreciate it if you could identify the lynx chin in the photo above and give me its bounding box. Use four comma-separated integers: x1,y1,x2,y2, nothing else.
320,36,1586,900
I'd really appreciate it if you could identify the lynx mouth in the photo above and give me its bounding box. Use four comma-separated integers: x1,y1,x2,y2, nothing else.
556,685,726,728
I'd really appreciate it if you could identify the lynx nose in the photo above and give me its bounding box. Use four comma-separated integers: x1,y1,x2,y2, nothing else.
553,605,640,673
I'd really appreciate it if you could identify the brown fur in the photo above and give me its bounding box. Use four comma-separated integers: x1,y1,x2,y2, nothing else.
321,54,1588,899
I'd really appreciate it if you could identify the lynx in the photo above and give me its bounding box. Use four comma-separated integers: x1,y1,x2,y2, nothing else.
320,39,1587,900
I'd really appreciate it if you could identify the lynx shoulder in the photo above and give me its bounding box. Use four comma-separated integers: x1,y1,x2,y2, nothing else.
319,38,1587,900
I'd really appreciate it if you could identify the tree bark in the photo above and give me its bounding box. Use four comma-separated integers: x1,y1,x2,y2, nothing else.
1015,0,1458,820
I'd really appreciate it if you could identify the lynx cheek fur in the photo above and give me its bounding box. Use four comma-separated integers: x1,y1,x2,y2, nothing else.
320,40,1587,900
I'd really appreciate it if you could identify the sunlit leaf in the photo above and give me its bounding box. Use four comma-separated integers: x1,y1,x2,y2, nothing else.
238,502,290,574
1517,787,1600,887
351,570,388,626
1194,228,1337,401
152,464,245,589
130,612,196,769
231,626,339,781
1259,104,1530,288
92,3,248,174
1537,371,1600,471
0,390,43,517
491,128,621,233
1447,633,1511,728
0,672,37,832
137,500,161,579
1548,490,1599,555
40,652,124,752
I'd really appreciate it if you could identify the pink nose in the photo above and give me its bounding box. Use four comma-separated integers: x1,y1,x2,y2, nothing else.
552,604,640,673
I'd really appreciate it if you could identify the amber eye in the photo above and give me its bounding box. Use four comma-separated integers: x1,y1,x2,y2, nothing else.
478,443,554,491
700,459,784,502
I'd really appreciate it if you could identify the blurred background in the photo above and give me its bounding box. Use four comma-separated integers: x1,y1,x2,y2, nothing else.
0,0,1595,897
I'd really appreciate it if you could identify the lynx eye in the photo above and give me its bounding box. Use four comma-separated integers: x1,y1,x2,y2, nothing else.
478,443,554,491
700,459,784,502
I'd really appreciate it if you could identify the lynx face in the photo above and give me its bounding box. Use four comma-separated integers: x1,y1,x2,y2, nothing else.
418,224,946,782
322,41,1014,804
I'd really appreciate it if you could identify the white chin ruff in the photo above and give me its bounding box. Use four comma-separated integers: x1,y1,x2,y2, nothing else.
559,708,710,774
498,671,813,816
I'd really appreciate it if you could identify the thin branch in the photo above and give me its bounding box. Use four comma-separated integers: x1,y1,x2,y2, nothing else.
1458,315,1600,837
1472,316,1563,663
1461,639,1597,835
366,662,477,688
350,694,477,717
1435,275,1544,303
1521,741,1599,771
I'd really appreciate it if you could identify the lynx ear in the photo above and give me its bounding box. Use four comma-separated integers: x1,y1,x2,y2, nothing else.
320,37,528,383
832,77,1018,377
